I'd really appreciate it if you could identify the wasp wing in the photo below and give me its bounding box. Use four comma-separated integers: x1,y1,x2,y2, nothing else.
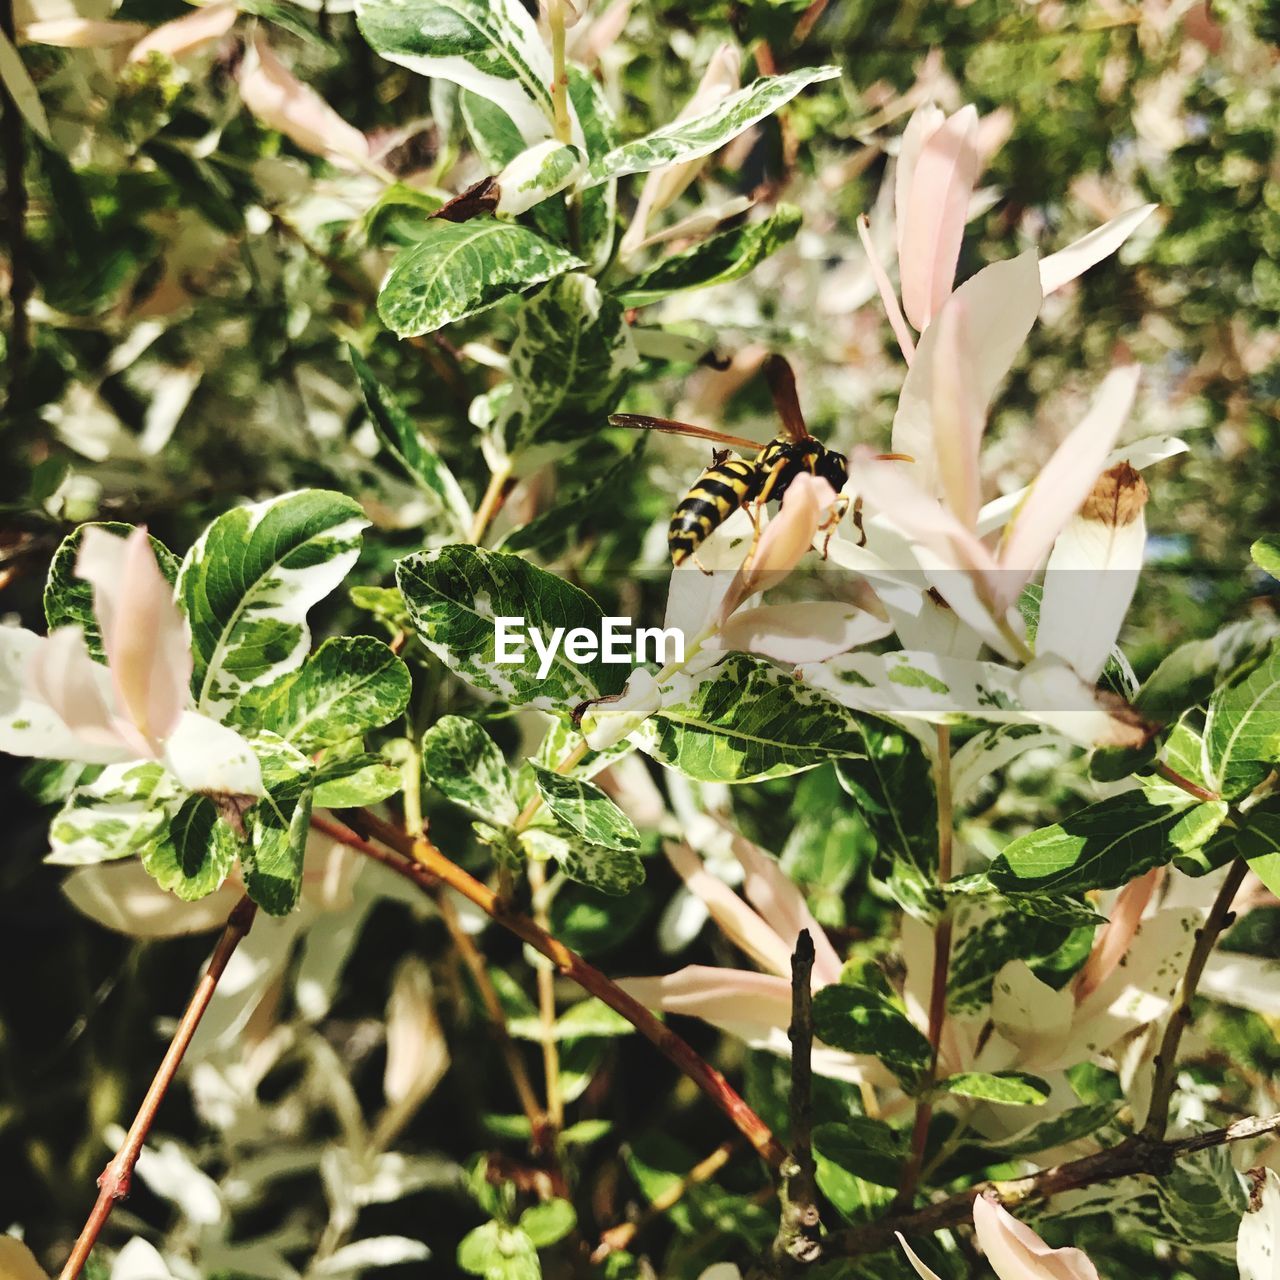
608,414,763,452
763,354,811,443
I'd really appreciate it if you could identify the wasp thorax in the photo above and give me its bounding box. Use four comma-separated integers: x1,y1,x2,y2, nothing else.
1080,461,1149,526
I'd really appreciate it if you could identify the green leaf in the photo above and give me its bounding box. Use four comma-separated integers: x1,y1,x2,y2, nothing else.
935,1071,1052,1106
646,655,869,783
1253,536,1280,580
243,737,314,916
349,349,472,531
1237,809,1280,899
44,523,180,662
495,273,637,455
836,723,936,877
378,218,583,338
0,29,51,143
1135,620,1278,725
519,1198,576,1248
422,715,518,824
1205,644,1280,800
988,793,1228,894
947,912,1071,1013
313,754,404,808
356,0,558,147
461,88,524,169
179,490,368,715
583,66,841,187
812,1118,903,1223
998,1103,1121,1158
811,985,931,1088
520,826,644,896
143,795,238,901
46,762,180,867
617,206,803,306
395,544,626,711
234,637,411,754
532,765,639,851
457,1221,540,1280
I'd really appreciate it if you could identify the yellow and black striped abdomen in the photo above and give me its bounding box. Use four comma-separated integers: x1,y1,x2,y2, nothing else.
668,455,761,565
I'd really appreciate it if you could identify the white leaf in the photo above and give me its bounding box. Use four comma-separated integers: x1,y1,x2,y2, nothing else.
1239,1168,1280,1280
311,1238,431,1275
1039,204,1157,295
162,711,264,796
110,1239,175,1280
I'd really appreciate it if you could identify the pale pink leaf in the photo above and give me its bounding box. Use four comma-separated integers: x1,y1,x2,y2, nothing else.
1074,867,1162,1002
663,841,792,977
712,600,891,666
894,103,945,269
972,1195,1100,1280
127,0,235,63
856,213,916,365
996,365,1141,609
898,105,979,332
22,17,143,46
62,859,240,938
238,31,369,165
892,250,1042,490
617,965,794,1044
929,298,984,529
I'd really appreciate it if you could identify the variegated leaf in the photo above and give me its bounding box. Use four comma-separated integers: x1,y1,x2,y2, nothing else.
243,734,314,916
378,217,584,338
395,544,626,712
496,141,585,217
355,0,564,147
179,490,368,715
644,655,869,783
44,523,180,663
617,205,802,306
934,1071,1051,1106
496,272,638,454
421,715,518,824
233,637,411,753
988,792,1227,894
531,765,638,852
583,66,840,187
350,349,473,532
46,762,181,866
143,794,239,901
519,825,643,896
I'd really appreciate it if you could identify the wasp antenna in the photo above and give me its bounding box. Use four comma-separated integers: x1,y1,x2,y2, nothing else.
763,354,810,442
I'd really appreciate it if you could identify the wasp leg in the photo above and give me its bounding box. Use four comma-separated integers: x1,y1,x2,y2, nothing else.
850,495,867,548
819,495,851,559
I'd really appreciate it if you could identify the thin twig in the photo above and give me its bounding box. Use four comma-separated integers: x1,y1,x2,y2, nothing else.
593,1140,738,1261
469,461,515,546
527,856,564,1134
830,1112,1280,1257
310,811,786,1166
1143,856,1249,1139
897,726,954,1207
773,930,822,1266
58,897,257,1280
547,0,572,145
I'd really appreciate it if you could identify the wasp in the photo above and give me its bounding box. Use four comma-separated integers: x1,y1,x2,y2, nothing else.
611,356,900,567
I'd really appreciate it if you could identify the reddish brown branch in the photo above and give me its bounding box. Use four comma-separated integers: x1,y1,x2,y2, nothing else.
310,811,786,1167
831,1111,1280,1257
58,897,257,1280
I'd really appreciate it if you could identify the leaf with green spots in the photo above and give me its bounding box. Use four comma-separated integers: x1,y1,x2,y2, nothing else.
947,912,1071,1013
350,349,472,531
495,272,638,455
532,765,638,852
811,984,931,1088
1205,644,1280,800
243,736,314,916
583,66,841,187
143,794,239,901
396,544,626,712
617,206,802,306
233,637,411,754
378,218,583,338
178,490,368,716
934,1071,1052,1106
1236,808,1280,900
644,655,870,783
44,523,179,662
988,792,1228,894
422,715,518,824
520,826,643,896
313,752,404,808
46,762,180,867
356,0,561,147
